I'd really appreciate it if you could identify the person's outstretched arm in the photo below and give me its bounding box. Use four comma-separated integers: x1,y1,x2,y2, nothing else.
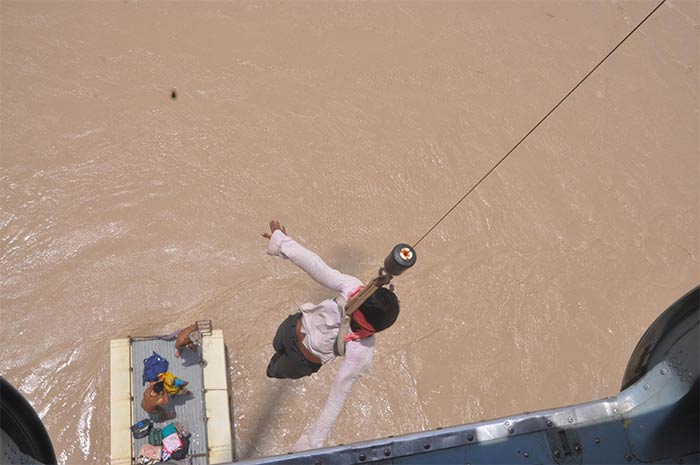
293,337,374,451
263,220,362,297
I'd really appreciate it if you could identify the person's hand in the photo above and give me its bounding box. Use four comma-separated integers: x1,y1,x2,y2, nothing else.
262,220,287,239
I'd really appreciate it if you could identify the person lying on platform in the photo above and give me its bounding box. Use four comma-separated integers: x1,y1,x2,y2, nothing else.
262,220,400,451
175,324,202,358
141,381,173,419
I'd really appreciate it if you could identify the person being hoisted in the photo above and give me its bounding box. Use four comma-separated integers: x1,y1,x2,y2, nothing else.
262,220,403,451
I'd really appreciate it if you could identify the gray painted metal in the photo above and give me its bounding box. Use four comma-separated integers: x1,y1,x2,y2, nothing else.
132,337,209,464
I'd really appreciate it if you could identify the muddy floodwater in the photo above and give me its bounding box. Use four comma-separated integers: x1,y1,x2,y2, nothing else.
1,1,698,463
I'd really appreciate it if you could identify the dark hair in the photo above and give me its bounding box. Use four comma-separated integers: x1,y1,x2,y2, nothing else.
353,287,400,332
153,381,165,394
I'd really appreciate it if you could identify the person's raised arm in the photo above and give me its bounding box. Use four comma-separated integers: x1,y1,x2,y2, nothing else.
262,220,362,296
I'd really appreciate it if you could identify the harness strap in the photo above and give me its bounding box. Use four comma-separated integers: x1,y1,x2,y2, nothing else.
333,296,349,357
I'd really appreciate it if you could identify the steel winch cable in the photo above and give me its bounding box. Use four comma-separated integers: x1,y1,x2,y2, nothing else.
412,0,667,249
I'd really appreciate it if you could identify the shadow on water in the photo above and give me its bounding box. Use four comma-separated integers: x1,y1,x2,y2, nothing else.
237,379,294,460
225,345,238,461
328,245,373,278
305,245,374,302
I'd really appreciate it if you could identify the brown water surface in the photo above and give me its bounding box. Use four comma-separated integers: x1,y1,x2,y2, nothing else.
1,1,698,463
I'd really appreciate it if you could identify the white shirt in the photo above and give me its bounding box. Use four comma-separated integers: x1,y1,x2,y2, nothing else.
266,230,374,450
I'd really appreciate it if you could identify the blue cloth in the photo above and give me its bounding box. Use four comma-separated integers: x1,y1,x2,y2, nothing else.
143,352,169,385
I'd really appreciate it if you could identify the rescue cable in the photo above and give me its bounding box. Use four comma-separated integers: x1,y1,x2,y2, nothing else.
411,0,667,249
345,0,665,321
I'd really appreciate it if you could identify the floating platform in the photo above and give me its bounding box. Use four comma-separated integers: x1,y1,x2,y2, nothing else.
110,321,234,464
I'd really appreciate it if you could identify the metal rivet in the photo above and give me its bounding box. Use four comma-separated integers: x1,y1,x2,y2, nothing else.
383,448,391,457
625,454,632,462
567,416,573,423
546,420,553,427
508,427,514,434
466,434,474,442
660,368,667,375
423,442,431,450
505,420,510,426
553,449,561,458
595,437,600,444
613,408,618,414
358,454,366,462
643,383,650,390
524,452,529,458
575,443,581,452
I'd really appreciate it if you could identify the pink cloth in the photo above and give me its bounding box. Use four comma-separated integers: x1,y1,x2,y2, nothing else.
162,432,182,454
137,444,162,464
344,307,376,342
